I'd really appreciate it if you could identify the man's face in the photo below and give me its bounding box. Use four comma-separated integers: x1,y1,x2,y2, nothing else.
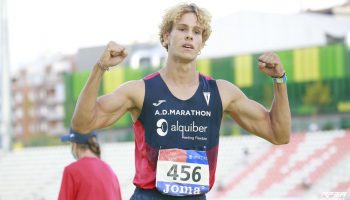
165,12,204,62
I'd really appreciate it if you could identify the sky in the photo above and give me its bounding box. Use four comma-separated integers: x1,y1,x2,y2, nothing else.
6,0,348,72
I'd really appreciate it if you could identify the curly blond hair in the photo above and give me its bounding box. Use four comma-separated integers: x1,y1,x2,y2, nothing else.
159,3,212,50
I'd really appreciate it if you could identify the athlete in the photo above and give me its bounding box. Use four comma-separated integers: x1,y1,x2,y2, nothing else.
71,3,291,200
58,129,122,200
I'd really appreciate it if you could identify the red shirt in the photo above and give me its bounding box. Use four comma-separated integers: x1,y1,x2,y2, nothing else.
58,157,122,200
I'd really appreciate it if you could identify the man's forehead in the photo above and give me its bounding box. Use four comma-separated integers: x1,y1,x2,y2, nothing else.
175,23,203,29
176,13,200,23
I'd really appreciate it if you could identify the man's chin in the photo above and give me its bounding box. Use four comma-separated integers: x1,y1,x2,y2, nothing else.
171,52,197,62
180,53,197,62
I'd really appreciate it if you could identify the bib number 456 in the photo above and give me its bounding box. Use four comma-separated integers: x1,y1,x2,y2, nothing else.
167,164,201,182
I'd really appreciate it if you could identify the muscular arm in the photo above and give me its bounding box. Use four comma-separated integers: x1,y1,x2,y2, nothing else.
71,64,143,133
219,80,291,144
72,66,144,133
71,41,144,133
71,63,104,132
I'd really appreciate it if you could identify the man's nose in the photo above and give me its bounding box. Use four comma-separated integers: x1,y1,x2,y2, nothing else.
185,35,193,40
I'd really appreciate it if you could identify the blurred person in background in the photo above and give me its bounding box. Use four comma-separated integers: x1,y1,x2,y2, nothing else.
70,3,291,200
58,129,122,200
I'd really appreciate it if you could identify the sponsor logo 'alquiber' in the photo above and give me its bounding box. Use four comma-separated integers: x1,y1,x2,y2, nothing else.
171,121,208,133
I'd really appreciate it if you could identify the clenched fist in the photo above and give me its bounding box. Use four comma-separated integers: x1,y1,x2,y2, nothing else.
98,41,128,71
258,52,285,78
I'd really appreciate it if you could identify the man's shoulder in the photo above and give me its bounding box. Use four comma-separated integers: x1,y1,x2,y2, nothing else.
120,79,145,90
120,79,145,108
216,79,244,101
216,79,238,91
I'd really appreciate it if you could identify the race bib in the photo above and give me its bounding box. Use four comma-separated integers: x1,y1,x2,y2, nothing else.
156,148,209,196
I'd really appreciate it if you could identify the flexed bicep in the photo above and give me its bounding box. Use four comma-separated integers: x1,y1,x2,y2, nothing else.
94,91,131,128
218,80,277,143
81,80,144,131
228,95,274,140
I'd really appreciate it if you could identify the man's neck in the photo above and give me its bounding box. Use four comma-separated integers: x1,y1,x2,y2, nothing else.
161,58,198,86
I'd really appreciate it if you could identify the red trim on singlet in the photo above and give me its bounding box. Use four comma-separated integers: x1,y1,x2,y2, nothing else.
132,120,157,189
199,73,213,80
207,145,219,189
144,72,160,80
